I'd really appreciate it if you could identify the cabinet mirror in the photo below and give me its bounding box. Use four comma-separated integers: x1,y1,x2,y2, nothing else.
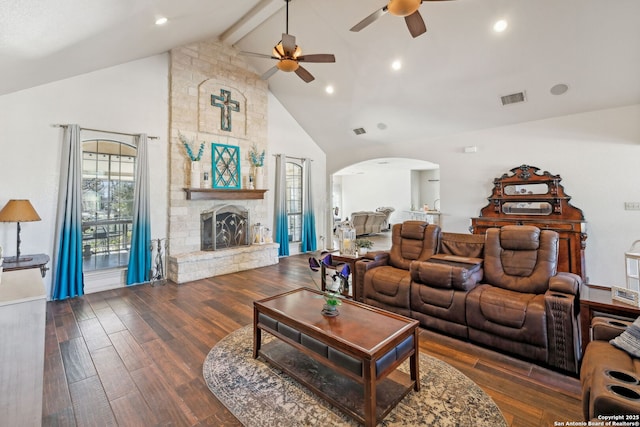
502,201,553,215
503,183,548,195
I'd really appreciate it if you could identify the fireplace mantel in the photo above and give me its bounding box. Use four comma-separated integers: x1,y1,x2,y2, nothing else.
184,188,267,201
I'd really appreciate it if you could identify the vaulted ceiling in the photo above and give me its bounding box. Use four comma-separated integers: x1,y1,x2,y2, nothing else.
2,0,639,160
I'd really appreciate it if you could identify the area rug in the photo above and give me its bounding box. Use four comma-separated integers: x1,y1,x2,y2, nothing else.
203,325,507,427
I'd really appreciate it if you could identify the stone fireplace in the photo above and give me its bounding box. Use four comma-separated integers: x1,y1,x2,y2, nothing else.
166,39,279,284
201,205,249,251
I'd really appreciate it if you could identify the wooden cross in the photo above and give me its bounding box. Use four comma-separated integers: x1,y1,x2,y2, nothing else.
211,89,240,132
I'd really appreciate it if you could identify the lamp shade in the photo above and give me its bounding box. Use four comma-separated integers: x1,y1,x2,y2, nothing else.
0,200,41,222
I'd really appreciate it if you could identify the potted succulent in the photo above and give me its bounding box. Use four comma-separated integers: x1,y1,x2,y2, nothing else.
308,252,351,316
355,238,374,255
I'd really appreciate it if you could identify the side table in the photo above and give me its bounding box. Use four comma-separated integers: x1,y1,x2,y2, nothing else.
321,252,364,300
3,254,50,278
580,285,640,355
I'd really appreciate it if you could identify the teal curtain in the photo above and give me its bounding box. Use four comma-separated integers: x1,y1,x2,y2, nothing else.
300,158,317,252
274,154,289,256
127,134,151,285
52,124,84,300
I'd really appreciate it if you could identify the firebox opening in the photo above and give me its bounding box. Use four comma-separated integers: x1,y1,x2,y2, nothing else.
201,205,250,251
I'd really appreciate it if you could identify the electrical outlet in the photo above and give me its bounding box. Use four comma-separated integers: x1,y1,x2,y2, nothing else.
625,202,640,211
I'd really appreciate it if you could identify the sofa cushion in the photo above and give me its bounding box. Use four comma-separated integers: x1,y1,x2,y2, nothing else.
477,287,532,329
483,227,558,294
467,285,547,348
440,232,485,258
363,265,411,310
611,316,640,358
499,226,540,251
388,221,439,270
400,221,429,240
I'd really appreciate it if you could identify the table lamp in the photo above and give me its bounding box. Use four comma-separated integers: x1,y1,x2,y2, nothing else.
0,199,41,262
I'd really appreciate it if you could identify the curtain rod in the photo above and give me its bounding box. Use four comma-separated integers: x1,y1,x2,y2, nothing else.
51,124,159,140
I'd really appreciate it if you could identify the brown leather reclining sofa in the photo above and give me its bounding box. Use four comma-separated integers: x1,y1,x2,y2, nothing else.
581,316,640,420
355,221,583,373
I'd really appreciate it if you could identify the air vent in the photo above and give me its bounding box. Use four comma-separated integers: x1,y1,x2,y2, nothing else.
353,127,366,135
500,91,526,106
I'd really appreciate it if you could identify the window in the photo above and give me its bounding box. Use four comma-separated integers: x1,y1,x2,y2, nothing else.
81,140,136,271
286,161,302,242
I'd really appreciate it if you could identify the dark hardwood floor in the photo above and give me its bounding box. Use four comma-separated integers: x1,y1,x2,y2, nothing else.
43,254,583,426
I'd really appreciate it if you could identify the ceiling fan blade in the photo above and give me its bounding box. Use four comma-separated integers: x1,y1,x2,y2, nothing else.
261,66,279,80
281,33,296,56
239,51,278,60
405,10,427,38
295,65,314,83
297,54,336,63
350,6,388,32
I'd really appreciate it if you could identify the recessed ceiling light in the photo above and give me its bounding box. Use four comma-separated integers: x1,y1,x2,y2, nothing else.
155,17,168,26
325,85,334,94
377,123,387,130
550,83,569,95
391,60,402,71
493,19,508,33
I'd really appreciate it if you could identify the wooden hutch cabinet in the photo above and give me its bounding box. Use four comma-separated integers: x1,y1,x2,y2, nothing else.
471,165,588,281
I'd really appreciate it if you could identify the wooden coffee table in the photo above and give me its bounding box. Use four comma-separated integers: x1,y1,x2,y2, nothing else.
254,287,420,427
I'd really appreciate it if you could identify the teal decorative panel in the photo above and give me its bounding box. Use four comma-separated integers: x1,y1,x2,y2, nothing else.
212,143,240,189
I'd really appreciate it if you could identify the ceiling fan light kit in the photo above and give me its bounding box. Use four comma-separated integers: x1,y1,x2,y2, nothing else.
276,59,299,72
388,0,422,17
351,0,453,38
239,0,335,83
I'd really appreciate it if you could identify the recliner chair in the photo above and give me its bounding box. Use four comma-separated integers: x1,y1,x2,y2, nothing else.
466,226,583,373
355,220,440,317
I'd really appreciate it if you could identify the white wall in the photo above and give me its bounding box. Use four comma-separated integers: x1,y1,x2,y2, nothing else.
327,104,640,286
340,169,412,226
0,54,169,298
267,92,327,254
419,169,441,211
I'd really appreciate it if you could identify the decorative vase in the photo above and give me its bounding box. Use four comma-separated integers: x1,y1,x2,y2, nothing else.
254,168,264,189
322,303,339,317
190,161,201,188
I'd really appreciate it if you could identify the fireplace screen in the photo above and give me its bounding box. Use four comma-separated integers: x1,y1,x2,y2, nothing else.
201,205,249,251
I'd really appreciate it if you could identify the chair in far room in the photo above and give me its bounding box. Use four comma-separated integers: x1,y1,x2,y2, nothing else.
376,206,395,231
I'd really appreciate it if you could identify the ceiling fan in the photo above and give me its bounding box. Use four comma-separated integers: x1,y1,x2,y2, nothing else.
350,0,453,38
240,0,335,83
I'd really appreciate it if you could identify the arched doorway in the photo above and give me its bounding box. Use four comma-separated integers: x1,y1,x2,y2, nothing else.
331,157,440,237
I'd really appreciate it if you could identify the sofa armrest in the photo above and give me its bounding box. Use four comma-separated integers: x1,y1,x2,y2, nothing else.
410,260,482,292
549,272,582,296
591,316,631,341
354,253,390,302
544,291,581,373
363,251,388,262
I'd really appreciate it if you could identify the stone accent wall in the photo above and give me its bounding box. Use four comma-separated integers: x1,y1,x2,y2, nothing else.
167,39,276,283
